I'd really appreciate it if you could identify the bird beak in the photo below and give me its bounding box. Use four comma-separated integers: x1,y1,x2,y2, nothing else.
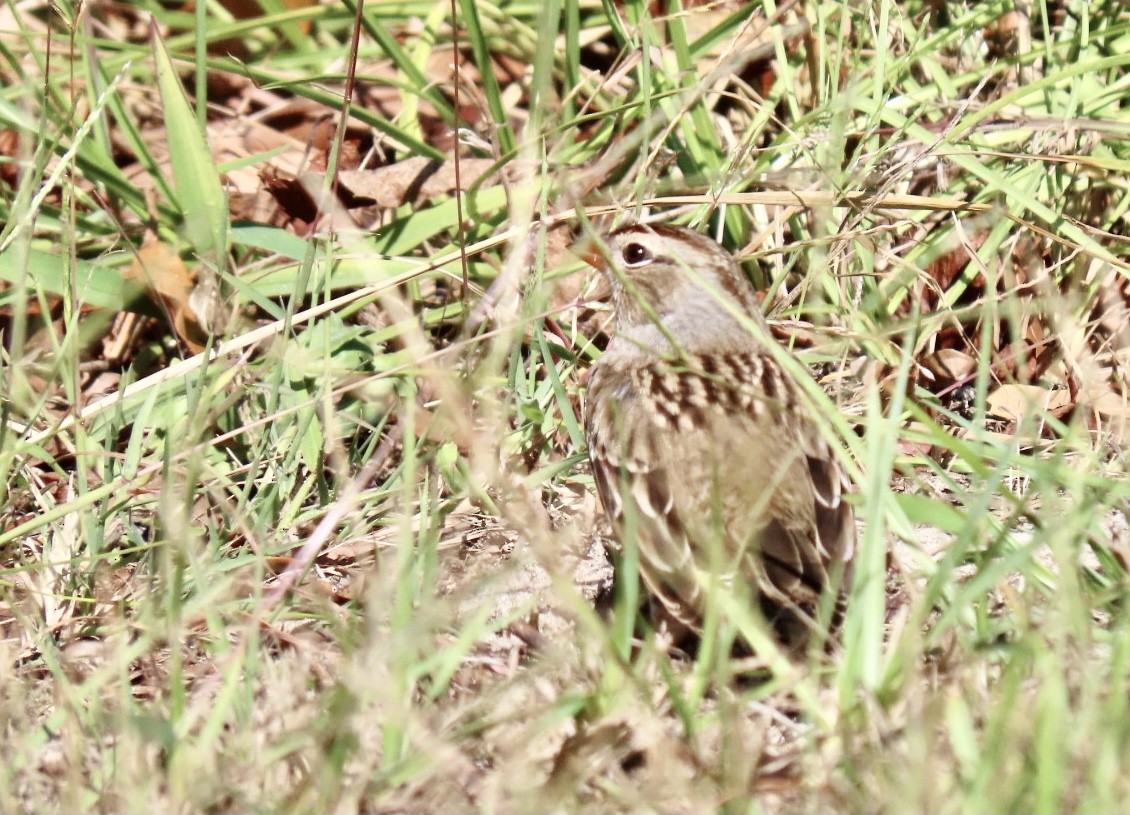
577,236,608,272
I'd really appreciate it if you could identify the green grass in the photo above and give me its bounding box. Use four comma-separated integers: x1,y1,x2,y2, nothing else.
2,0,1130,811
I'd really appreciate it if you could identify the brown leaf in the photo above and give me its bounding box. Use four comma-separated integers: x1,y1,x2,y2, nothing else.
921,348,978,385
336,157,502,209
124,240,208,353
1089,387,1130,420
1081,386,1130,447
986,384,1072,424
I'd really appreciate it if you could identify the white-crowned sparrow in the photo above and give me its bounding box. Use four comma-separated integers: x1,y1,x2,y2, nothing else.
583,223,855,647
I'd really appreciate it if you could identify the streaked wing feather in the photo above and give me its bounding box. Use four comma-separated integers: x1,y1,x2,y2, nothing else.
586,349,855,637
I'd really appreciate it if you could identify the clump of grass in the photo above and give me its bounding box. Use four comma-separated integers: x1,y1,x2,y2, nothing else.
1,0,1129,811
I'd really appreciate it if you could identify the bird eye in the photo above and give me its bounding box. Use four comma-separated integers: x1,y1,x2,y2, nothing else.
621,242,652,266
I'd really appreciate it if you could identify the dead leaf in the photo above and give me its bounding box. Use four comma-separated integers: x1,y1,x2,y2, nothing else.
124,239,208,353
1089,387,1130,420
922,348,978,384
986,383,1073,425
336,157,503,209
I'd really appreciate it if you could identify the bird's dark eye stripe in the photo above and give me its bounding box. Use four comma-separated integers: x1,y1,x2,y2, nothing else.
621,243,653,266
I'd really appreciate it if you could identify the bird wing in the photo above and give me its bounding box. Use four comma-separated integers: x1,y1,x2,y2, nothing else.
586,363,707,628
585,352,854,633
